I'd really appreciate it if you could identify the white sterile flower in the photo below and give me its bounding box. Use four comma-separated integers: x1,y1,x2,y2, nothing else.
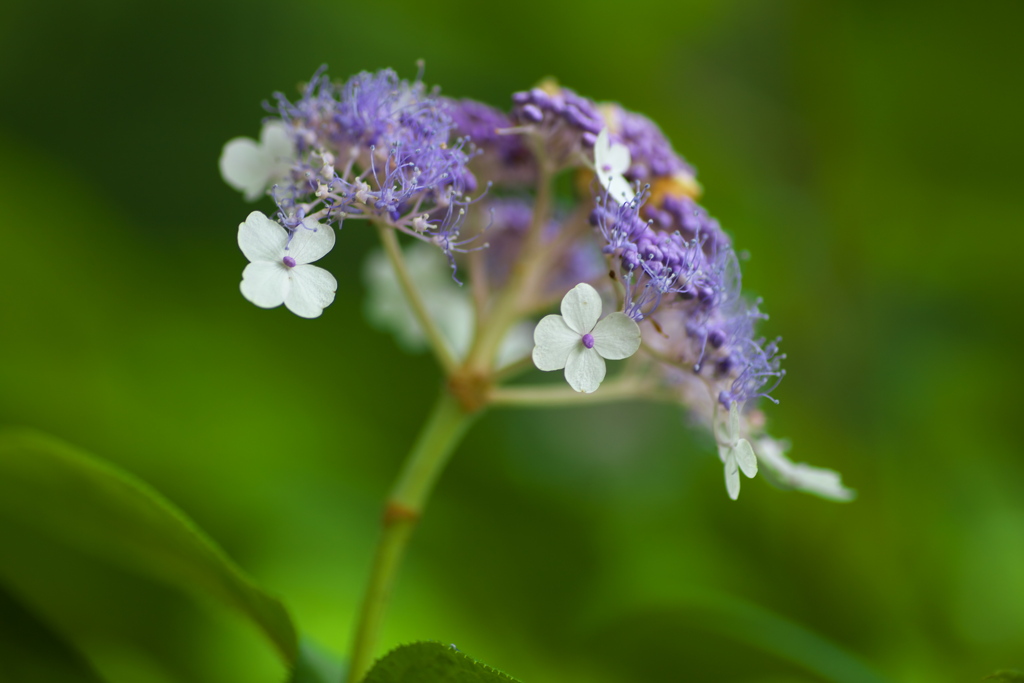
716,402,759,500
532,283,641,394
594,127,633,204
220,120,295,201
753,437,856,502
363,243,534,365
238,211,337,319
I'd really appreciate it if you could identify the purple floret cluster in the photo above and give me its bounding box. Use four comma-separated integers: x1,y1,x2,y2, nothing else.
267,67,479,260
229,67,783,409
591,185,784,407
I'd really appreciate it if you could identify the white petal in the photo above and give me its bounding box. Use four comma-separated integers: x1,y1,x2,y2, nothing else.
734,438,758,478
728,402,741,443
260,120,294,165
240,261,289,308
532,315,579,371
284,265,337,318
497,322,536,367
595,128,630,175
724,452,741,500
591,312,641,360
564,346,606,393
560,283,602,334
286,218,335,265
594,128,633,203
754,438,855,502
220,137,269,201
238,211,288,263
605,173,635,204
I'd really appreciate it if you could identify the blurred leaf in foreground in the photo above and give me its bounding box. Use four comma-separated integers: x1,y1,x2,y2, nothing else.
0,582,108,682
984,672,1024,682
0,428,299,678
365,642,521,683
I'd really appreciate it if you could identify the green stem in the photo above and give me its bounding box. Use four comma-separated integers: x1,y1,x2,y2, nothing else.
376,224,458,375
345,391,478,683
489,377,671,407
464,163,555,371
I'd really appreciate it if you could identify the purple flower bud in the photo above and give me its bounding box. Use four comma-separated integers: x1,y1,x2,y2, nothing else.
582,333,595,349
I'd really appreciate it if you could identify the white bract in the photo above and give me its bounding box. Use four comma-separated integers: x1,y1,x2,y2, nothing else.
754,437,856,502
220,120,295,201
717,402,759,500
532,283,641,394
594,127,633,204
238,211,337,319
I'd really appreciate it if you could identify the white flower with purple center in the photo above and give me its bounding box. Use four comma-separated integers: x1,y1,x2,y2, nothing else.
532,283,641,394
594,127,633,204
238,211,337,319
219,120,295,201
717,402,758,500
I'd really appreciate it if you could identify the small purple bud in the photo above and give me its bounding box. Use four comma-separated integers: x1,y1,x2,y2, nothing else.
282,256,297,268
582,333,595,349
708,329,726,348
521,104,544,123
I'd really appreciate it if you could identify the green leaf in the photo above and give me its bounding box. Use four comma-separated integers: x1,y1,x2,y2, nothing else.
984,672,1024,683
0,428,299,666
0,582,109,683
364,642,521,683
291,637,346,683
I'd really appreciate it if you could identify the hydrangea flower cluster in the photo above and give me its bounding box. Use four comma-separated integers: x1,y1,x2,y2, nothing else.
220,67,851,502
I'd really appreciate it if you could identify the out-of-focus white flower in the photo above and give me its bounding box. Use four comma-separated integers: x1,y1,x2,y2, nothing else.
363,243,533,365
238,211,337,319
716,402,758,500
594,127,633,204
532,283,641,393
754,437,856,502
220,121,294,201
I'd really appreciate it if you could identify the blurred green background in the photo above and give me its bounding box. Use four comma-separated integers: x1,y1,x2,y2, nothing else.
1,0,1022,681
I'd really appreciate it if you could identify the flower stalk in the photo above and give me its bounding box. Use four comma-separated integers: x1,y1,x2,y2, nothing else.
345,390,478,683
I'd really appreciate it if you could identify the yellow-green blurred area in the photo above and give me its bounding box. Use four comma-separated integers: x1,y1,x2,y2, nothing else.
1,0,1021,681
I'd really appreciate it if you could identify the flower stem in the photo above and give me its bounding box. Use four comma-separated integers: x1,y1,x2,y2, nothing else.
376,224,458,375
344,390,478,683
489,377,672,407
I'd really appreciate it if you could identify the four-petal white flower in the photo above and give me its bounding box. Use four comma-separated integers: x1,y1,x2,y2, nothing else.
594,127,634,204
238,211,338,319
717,402,759,500
532,283,641,393
219,120,295,201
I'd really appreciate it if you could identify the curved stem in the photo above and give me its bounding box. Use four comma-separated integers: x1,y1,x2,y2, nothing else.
376,224,458,375
489,377,671,408
345,391,478,683
464,163,555,371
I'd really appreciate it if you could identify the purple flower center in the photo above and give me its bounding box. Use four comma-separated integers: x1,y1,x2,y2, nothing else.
282,256,297,268
582,333,595,349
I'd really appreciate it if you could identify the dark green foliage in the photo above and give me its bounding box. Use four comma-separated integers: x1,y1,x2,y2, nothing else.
365,642,521,683
0,583,108,683
0,429,299,674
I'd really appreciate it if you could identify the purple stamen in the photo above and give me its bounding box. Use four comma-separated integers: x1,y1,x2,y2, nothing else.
282,256,297,268
582,333,595,349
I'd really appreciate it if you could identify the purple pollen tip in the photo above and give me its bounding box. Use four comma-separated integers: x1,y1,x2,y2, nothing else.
282,256,297,268
582,333,595,349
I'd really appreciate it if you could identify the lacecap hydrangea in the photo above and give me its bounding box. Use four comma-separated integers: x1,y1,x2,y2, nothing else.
220,67,852,502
